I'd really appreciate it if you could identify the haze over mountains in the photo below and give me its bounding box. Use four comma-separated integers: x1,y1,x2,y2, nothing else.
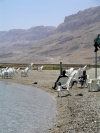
0,6,100,64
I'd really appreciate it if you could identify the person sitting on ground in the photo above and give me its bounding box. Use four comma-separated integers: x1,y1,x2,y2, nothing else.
52,70,68,89
79,70,87,87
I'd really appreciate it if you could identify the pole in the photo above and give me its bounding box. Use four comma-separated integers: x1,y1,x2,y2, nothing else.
60,62,63,75
95,51,97,79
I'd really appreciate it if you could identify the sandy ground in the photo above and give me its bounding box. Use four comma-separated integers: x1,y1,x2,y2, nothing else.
0,69,100,133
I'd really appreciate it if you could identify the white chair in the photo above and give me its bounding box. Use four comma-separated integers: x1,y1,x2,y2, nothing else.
21,63,34,77
77,65,87,78
57,70,77,97
38,66,44,72
65,67,74,76
88,79,100,92
21,67,29,77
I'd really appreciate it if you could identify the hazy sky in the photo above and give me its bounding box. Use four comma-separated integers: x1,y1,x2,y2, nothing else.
0,0,100,31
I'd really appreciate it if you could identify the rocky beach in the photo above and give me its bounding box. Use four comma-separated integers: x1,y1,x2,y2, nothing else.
0,68,100,133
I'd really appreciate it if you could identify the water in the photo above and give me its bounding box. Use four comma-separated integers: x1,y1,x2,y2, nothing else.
0,81,56,133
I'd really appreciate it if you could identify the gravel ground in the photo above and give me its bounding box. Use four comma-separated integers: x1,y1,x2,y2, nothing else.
50,68,100,133
0,69,100,133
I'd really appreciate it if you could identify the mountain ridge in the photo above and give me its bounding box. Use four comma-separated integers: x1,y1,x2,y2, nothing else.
0,6,100,64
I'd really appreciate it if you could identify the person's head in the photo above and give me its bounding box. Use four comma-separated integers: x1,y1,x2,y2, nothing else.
62,70,66,76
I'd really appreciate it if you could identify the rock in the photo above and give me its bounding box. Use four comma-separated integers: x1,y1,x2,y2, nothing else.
32,82,38,84
76,93,83,96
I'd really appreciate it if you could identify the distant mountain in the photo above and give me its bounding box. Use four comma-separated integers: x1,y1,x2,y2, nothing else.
0,6,100,64
57,6,100,32
0,26,56,43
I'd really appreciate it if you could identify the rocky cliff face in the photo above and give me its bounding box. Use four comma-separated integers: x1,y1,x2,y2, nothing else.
57,6,100,32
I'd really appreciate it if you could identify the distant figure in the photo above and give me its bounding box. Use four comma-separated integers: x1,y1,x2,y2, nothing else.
79,70,87,87
52,70,68,89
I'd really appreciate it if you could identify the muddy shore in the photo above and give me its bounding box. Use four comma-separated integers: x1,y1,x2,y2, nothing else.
0,69,100,133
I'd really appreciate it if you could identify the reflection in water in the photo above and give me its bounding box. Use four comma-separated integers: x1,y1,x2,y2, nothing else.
0,81,56,133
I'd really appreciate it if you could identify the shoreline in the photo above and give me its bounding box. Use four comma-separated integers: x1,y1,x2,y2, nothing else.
0,70,100,133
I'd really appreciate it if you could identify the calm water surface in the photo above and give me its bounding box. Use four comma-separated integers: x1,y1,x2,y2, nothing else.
0,81,56,133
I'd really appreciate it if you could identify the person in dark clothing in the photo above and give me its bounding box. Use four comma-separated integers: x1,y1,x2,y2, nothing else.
79,70,87,87
70,80,77,88
52,70,68,89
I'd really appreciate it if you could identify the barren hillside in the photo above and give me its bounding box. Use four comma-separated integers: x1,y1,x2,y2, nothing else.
0,6,100,64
